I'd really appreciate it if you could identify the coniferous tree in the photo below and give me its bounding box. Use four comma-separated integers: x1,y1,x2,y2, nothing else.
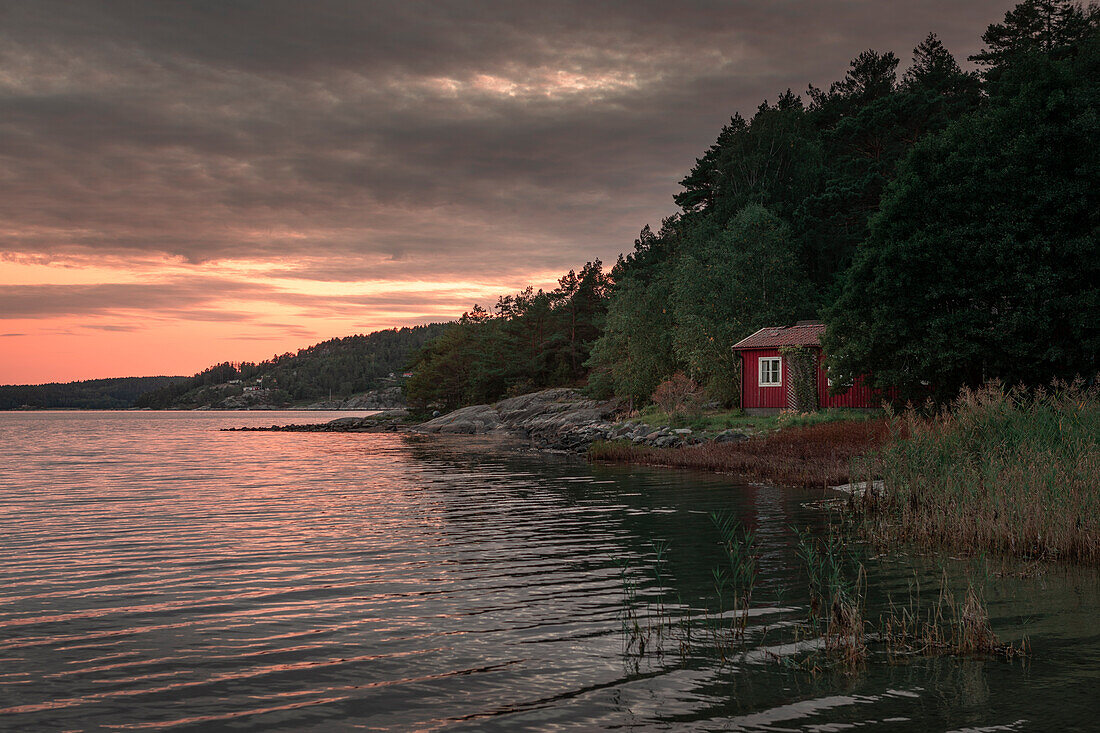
971,0,1099,74
825,29,1100,399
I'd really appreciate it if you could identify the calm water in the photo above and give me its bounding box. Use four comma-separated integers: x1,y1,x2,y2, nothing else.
0,411,1097,731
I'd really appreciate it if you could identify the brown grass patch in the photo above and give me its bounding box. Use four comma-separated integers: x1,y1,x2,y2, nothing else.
589,419,896,487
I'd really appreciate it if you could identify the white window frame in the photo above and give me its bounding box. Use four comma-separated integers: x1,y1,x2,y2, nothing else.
759,356,782,387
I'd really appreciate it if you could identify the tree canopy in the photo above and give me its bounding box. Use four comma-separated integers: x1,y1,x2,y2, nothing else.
404,261,611,411
825,27,1100,399
135,324,448,408
402,0,1099,411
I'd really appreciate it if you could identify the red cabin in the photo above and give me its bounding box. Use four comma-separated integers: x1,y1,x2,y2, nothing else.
732,322,883,415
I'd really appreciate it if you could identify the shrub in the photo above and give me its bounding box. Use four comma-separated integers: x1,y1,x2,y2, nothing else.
779,345,819,412
651,372,703,415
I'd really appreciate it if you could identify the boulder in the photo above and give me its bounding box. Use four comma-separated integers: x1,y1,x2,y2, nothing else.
327,417,366,427
714,430,749,444
413,388,617,452
416,404,501,434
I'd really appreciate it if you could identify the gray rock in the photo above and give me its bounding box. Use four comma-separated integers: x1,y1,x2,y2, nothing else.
327,417,365,427
413,388,617,452
673,428,692,435
714,430,749,444
416,404,501,434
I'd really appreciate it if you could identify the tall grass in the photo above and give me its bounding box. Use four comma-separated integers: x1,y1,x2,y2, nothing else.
617,525,1017,672
795,529,868,666
858,380,1100,564
710,511,759,641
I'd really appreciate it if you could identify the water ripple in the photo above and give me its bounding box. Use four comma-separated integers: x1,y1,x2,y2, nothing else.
2,411,1096,731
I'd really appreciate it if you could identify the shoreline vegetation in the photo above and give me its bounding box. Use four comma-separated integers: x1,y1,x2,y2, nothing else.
594,379,1099,566
617,516,1026,674
855,381,1099,565
588,419,894,488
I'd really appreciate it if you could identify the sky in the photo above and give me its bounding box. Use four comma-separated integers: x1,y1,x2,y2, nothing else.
0,0,1017,384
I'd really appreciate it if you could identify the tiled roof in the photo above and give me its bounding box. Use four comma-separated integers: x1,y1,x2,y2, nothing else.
731,323,827,350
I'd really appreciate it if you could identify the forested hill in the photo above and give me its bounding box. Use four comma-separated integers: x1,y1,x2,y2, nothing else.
135,323,449,409
0,376,188,410
405,0,1099,411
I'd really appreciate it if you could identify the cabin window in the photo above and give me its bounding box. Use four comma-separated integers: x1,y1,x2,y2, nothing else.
759,357,781,387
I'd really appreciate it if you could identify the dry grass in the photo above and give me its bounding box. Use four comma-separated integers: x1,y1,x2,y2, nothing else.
857,380,1100,564
878,579,1022,659
590,419,897,487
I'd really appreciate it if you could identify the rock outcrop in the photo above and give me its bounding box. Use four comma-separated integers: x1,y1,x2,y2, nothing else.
413,389,752,453
415,388,617,451
415,388,753,453
224,387,753,454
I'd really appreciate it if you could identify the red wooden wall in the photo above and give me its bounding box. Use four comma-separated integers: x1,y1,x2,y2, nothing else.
740,348,787,409
739,347,884,410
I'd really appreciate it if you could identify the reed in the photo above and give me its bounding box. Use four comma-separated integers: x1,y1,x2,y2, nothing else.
795,529,868,666
710,511,759,642
616,528,1022,671
857,379,1100,564
878,573,1024,659
590,419,895,487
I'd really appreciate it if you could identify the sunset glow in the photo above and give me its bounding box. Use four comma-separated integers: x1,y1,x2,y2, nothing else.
0,1,1012,384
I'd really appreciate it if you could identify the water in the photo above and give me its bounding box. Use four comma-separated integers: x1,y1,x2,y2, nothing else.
0,411,1097,731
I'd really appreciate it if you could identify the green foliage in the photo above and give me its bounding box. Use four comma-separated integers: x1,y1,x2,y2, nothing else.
671,206,813,406
779,346,819,412
585,251,678,407
772,409,874,429
825,28,1100,399
0,376,188,410
631,405,870,433
633,405,746,432
970,0,1099,75
405,261,611,410
675,90,823,226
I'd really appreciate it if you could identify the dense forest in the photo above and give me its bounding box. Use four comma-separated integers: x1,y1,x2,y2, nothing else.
406,0,1099,410
403,262,611,410
135,324,447,408
0,376,188,410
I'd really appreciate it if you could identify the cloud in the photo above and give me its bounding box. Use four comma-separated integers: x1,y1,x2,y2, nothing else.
0,278,276,317
0,0,1016,273
79,323,139,332
0,1,1020,383
0,273,531,323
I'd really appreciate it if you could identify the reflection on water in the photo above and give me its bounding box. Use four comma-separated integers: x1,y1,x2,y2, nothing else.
0,411,1097,731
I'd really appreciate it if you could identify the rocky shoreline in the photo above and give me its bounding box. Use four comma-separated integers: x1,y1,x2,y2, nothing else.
222,388,748,454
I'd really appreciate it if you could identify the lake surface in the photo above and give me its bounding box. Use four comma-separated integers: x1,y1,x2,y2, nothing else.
0,411,1097,731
